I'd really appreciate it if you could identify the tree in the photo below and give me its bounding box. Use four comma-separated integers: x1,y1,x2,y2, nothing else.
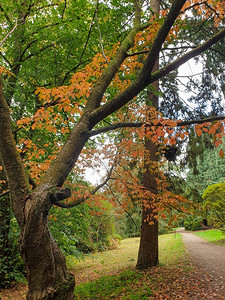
0,0,225,299
186,135,225,195
136,0,160,271
0,0,129,288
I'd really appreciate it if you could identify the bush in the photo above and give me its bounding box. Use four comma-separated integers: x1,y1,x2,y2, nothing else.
48,199,118,258
184,216,202,231
202,182,225,228
0,216,26,288
114,204,141,238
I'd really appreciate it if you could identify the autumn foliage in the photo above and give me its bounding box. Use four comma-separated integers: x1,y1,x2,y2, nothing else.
0,0,223,223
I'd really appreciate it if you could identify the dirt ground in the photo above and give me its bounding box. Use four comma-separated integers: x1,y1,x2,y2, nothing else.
179,228,225,296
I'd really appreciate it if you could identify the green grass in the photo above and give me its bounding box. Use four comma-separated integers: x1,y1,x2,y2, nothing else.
194,229,225,245
74,269,152,299
159,232,186,265
73,233,186,299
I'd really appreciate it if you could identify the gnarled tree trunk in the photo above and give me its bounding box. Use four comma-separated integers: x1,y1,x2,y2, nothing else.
0,77,76,299
20,187,75,300
0,168,11,287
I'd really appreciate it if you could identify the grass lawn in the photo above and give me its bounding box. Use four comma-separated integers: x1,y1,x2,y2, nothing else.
194,229,225,245
73,233,191,299
70,233,186,285
1,232,224,299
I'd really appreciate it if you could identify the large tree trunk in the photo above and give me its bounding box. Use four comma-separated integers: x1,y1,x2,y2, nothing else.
0,77,75,299
0,170,11,287
20,188,75,300
136,0,160,271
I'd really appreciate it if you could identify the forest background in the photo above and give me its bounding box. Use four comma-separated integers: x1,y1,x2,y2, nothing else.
0,0,225,299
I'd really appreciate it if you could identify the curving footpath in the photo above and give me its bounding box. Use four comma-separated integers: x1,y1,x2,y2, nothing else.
179,228,225,297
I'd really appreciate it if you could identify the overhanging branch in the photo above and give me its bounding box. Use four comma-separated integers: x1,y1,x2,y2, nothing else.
152,27,225,82
87,115,225,137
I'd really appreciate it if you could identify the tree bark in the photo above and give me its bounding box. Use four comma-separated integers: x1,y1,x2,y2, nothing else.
1,0,224,297
0,77,75,299
136,0,160,270
0,166,11,287
136,139,159,269
20,188,75,300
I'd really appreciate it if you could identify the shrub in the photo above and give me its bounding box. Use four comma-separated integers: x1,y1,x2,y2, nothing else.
202,182,225,228
184,215,202,231
48,199,117,258
0,216,26,288
114,204,141,238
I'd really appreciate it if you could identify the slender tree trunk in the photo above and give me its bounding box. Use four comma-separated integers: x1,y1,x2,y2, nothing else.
136,0,160,270
136,139,159,269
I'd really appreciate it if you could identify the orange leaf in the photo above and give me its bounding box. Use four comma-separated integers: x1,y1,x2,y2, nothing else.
169,137,176,146
180,133,185,140
196,129,202,137
215,140,222,147
219,148,224,158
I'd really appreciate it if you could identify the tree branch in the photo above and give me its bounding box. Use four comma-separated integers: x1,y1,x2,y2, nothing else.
40,0,144,188
0,190,10,198
139,0,187,82
0,51,12,67
53,161,115,208
84,0,142,112
49,187,71,204
89,26,225,125
106,184,139,230
21,43,55,62
0,18,18,48
0,4,12,24
87,115,225,137
0,76,30,226
89,0,187,125
151,27,225,82
96,2,109,64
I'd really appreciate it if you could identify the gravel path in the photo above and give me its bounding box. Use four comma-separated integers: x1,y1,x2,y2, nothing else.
179,229,225,296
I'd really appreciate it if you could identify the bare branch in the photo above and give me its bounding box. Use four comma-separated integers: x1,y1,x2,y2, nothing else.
0,18,18,48
0,190,10,198
53,162,115,208
96,2,109,64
